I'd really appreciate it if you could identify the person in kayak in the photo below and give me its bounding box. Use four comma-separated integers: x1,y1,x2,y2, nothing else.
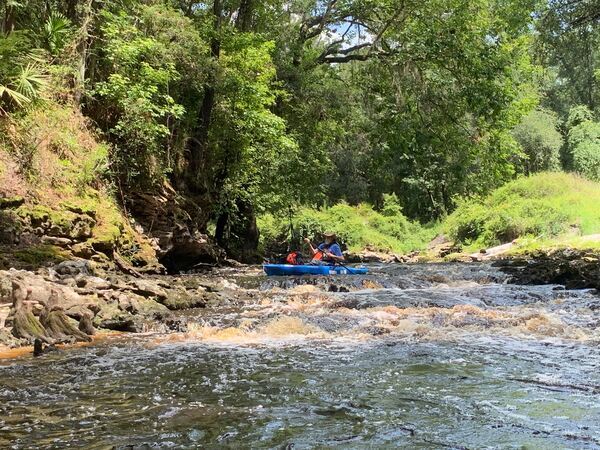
304,232,345,265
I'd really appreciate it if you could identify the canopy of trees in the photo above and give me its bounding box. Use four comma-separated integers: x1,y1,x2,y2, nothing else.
2,0,600,257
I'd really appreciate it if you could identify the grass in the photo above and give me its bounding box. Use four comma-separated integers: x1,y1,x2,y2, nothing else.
260,173,600,258
506,235,600,255
443,172,600,251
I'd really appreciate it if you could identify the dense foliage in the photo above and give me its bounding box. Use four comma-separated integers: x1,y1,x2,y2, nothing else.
2,0,600,257
512,109,563,174
444,172,600,248
259,194,436,254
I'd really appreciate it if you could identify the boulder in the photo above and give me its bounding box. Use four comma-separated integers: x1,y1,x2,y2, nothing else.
129,279,168,300
158,287,210,310
54,260,93,278
71,242,95,259
75,276,112,291
0,211,21,244
427,234,450,249
69,217,95,240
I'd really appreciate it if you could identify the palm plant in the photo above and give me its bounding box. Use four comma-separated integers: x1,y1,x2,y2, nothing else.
0,64,47,111
41,12,73,56
0,28,49,112
0,84,30,108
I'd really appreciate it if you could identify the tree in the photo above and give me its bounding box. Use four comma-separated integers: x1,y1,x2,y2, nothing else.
567,105,600,181
512,109,563,174
536,0,600,116
88,4,206,186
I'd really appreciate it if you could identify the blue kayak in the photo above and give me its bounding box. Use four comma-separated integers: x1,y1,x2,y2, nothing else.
263,264,368,276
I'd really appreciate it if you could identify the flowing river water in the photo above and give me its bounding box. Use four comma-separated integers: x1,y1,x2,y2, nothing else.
1,263,600,449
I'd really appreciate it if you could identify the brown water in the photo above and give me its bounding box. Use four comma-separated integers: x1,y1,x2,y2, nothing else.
1,263,600,449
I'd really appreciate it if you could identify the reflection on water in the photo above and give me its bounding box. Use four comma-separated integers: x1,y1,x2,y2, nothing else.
1,263,599,448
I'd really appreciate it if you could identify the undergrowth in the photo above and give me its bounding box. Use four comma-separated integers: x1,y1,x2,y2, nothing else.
444,172,600,249
259,195,437,254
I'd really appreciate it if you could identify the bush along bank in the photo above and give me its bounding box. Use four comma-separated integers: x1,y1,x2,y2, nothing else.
444,172,600,251
259,195,438,260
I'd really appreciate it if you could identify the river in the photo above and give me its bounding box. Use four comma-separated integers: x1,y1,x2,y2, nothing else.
1,263,599,449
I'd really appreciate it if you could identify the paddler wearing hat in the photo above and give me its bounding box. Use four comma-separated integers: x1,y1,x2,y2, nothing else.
303,232,345,265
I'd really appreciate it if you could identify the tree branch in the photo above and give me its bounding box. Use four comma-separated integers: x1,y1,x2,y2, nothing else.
301,0,338,40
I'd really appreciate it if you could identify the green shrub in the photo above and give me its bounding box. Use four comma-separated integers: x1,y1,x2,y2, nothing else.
566,106,600,181
572,140,600,182
512,109,562,174
445,172,600,248
258,201,436,255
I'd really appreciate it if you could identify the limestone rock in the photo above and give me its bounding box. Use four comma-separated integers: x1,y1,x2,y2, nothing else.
41,236,73,246
71,242,95,259
54,260,93,278
130,279,168,300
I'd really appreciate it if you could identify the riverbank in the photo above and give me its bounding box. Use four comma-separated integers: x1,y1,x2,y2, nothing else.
0,260,256,350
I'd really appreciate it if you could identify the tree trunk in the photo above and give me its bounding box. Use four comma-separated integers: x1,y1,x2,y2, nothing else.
40,308,92,343
238,199,259,258
73,0,97,105
235,0,254,31
188,0,222,186
215,210,229,250
2,4,15,35
65,0,79,22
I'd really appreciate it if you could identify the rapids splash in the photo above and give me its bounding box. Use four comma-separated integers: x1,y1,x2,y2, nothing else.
1,263,599,448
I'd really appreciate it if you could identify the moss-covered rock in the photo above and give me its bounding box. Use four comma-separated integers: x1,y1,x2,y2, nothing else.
0,211,22,244
0,196,25,209
10,245,69,268
158,287,214,310
60,200,97,218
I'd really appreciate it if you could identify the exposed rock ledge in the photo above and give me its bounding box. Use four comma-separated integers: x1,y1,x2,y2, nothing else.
0,259,248,349
494,248,600,290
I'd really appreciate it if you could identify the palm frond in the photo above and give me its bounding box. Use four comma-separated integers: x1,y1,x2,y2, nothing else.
43,12,74,56
0,84,31,107
12,63,48,99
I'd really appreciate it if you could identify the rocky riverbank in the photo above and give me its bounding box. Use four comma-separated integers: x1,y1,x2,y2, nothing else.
1,243,599,353
494,248,600,290
0,259,253,350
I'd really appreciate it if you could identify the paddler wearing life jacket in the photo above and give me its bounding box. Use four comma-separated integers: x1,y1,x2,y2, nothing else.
303,232,345,265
